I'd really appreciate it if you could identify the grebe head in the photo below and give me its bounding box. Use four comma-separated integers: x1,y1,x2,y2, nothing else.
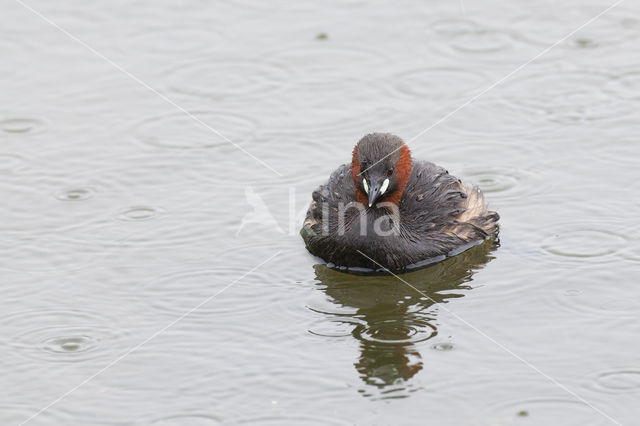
351,133,412,207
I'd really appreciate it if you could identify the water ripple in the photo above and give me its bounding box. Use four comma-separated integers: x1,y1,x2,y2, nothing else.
227,416,351,426
501,70,634,124
431,342,455,351
0,403,70,425
588,369,640,393
139,262,285,319
437,97,553,138
387,67,491,99
1,308,126,363
0,153,29,173
606,70,640,101
540,224,627,263
513,7,640,50
132,111,256,150
122,26,225,55
0,228,118,272
55,187,95,202
265,43,387,85
143,414,222,425
483,397,604,426
307,317,366,338
356,317,438,344
423,139,545,171
621,226,640,264
167,59,290,99
428,17,546,64
257,106,409,145
0,116,46,134
459,166,546,205
116,206,164,222
544,267,640,319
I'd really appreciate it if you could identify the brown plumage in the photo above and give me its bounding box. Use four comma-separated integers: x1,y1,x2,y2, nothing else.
300,133,500,272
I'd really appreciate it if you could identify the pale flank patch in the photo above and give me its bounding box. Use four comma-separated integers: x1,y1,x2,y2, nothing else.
303,201,319,227
458,185,488,222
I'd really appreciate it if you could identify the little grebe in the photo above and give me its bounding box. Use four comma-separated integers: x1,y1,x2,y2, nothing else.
300,133,499,272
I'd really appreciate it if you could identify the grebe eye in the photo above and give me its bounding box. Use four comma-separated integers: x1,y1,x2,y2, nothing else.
387,168,394,177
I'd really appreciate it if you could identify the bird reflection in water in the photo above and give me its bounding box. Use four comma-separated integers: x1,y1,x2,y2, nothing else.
311,239,498,398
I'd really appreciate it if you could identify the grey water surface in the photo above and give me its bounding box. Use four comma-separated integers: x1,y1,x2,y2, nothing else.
2,0,640,425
